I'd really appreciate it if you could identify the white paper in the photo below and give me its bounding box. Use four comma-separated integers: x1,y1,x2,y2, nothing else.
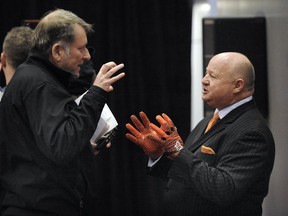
75,91,118,144
90,104,118,144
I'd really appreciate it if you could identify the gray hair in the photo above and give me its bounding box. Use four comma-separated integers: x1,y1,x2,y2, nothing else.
32,9,94,57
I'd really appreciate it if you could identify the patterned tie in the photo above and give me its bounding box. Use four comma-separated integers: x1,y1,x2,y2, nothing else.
205,112,220,133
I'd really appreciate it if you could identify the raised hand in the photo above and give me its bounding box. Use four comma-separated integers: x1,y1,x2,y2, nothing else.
150,113,184,159
93,62,125,92
125,111,164,159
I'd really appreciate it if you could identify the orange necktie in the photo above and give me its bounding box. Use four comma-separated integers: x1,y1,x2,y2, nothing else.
205,112,220,133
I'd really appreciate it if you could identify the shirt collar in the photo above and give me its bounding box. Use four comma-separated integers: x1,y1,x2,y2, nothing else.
215,96,253,119
0,86,5,92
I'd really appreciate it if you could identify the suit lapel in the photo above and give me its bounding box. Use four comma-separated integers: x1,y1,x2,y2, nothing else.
186,100,257,153
189,121,226,152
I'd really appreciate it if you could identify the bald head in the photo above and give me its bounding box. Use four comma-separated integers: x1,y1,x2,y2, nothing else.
212,52,255,92
202,52,255,109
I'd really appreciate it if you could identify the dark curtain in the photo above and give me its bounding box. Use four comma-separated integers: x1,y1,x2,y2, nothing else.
0,0,192,215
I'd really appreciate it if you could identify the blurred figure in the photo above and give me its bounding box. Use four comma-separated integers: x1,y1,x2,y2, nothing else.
0,26,33,100
0,26,33,208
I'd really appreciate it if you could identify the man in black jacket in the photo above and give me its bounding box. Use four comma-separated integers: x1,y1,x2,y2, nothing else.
0,9,125,216
126,52,275,216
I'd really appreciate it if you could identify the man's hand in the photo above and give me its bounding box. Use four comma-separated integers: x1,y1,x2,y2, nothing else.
126,111,164,159
93,62,125,92
150,113,184,159
90,142,111,156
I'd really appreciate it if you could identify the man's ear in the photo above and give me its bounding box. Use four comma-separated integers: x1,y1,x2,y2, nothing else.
233,78,244,93
51,43,62,62
1,52,7,68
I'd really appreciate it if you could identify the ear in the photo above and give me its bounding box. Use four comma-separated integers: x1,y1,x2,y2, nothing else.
233,78,244,93
51,43,62,62
1,52,7,68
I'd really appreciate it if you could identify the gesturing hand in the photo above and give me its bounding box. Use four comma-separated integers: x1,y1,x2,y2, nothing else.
149,113,184,159
93,62,125,92
125,111,164,159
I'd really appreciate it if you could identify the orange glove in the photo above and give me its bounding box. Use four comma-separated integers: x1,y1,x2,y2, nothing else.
125,111,164,159
149,113,184,158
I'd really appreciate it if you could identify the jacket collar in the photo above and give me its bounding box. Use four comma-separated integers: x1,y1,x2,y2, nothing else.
188,100,257,152
27,49,76,90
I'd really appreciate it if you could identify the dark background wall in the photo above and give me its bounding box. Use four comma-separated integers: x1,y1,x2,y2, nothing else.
0,0,192,215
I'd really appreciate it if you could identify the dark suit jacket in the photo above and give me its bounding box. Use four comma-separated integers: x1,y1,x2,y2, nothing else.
149,100,275,216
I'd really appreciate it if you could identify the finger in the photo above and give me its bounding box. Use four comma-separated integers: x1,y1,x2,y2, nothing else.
147,134,161,142
126,123,142,138
150,123,167,138
107,72,125,85
139,111,151,128
107,86,114,92
106,63,124,77
155,115,170,132
99,62,117,74
105,72,125,92
125,133,140,145
130,115,145,132
90,142,100,156
162,113,175,129
106,142,112,148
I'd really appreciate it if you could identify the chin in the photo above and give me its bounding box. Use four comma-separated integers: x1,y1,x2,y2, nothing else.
203,98,212,106
71,70,80,77
202,95,208,102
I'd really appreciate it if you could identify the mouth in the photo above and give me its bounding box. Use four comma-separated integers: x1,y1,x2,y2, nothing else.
202,87,208,94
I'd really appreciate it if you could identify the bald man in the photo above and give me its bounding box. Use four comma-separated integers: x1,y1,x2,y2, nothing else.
126,52,275,216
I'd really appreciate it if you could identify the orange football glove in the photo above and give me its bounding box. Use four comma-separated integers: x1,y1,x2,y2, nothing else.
125,111,164,159
149,113,184,158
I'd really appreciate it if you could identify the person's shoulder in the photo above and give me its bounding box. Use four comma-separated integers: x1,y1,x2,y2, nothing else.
232,107,272,137
6,63,50,96
14,63,47,81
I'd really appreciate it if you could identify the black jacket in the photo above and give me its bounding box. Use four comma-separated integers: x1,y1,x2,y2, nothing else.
0,50,107,215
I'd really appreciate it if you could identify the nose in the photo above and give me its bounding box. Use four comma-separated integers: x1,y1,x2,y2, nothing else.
82,48,91,61
202,74,209,85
